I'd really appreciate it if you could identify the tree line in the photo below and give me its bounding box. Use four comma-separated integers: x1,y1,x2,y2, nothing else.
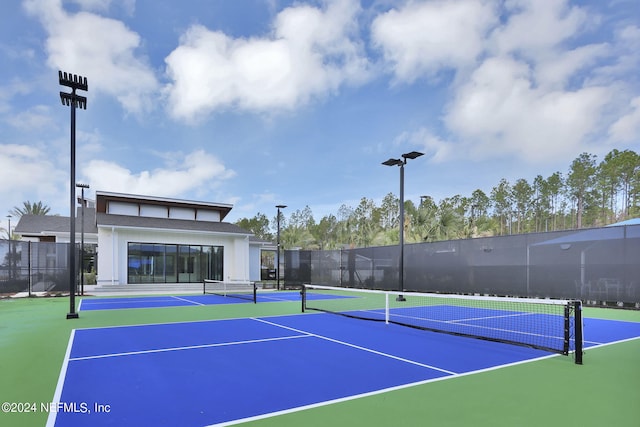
236,149,640,250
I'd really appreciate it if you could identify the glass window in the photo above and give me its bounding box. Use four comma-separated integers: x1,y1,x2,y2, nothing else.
128,243,223,284
165,244,177,283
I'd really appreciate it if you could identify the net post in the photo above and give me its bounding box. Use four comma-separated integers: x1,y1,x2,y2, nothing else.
301,284,307,313
202,279,206,295
563,304,570,355
574,300,583,365
253,282,257,304
385,293,389,324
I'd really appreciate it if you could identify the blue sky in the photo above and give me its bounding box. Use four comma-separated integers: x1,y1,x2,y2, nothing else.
1,0,639,233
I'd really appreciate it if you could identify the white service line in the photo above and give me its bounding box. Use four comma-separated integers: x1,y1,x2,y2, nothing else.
45,329,76,427
251,317,458,375
69,334,311,362
171,295,205,306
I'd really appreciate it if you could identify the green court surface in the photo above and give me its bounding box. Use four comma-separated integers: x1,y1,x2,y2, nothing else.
1,294,639,427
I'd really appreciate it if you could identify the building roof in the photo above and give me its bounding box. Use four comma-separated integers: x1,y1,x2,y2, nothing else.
95,191,233,220
15,209,254,238
607,218,640,227
15,209,98,235
95,212,251,235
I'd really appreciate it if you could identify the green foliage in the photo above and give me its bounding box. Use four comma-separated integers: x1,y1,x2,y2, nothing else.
10,201,51,217
235,212,273,241
236,149,640,250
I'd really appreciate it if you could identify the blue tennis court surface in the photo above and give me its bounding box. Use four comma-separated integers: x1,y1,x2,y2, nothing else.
79,291,307,311
47,311,640,427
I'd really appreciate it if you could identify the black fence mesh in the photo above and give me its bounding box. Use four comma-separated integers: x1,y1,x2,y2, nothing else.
0,240,85,295
285,224,640,308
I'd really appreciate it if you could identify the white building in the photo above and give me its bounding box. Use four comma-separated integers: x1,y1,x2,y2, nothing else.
15,191,274,289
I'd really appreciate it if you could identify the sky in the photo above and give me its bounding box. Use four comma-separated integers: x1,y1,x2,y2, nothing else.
1,0,639,234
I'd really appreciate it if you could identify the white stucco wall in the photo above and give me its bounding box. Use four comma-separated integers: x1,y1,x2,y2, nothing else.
96,226,250,285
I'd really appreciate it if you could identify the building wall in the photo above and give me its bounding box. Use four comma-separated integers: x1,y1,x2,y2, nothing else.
97,226,250,285
249,245,262,282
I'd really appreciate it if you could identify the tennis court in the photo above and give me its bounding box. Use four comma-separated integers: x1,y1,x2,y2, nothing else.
78,292,303,311
47,293,640,427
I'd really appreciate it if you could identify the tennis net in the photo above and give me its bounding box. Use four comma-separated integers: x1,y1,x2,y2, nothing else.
203,280,257,304
302,284,583,364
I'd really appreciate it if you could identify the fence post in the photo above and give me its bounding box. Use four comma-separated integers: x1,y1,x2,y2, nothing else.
28,241,32,297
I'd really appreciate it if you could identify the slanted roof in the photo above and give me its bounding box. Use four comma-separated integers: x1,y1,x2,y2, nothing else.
15,209,98,235
95,191,233,220
95,212,251,235
607,218,640,227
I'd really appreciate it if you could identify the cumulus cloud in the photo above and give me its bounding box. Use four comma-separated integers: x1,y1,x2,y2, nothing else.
377,0,632,164
82,150,236,197
0,143,65,208
609,96,640,143
164,0,371,121
446,56,611,161
393,128,454,163
489,0,591,59
23,0,158,114
69,0,135,15
5,105,56,131
371,0,497,82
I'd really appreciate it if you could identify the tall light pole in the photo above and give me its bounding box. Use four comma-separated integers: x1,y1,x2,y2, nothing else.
76,183,89,296
276,204,287,291
382,151,424,300
59,70,88,319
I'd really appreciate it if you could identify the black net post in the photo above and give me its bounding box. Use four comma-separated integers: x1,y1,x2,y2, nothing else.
252,282,257,304
563,304,570,356
574,300,583,365
301,285,306,313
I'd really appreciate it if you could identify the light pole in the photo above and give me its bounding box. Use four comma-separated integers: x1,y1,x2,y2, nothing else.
59,70,88,319
76,183,89,296
276,204,287,291
382,151,424,300
6,215,11,280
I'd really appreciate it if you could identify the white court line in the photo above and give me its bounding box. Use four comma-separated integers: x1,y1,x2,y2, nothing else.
80,298,175,305
48,315,640,427
207,316,581,427
45,330,76,427
171,295,205,306
205,353,562,427
252,317,458,375
258,294,297,302
68,334,311,362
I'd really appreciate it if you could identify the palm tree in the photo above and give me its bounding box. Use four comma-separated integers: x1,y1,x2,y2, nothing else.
10,201,51,217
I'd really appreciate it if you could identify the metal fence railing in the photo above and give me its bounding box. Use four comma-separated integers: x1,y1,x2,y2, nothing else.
0,240,96,296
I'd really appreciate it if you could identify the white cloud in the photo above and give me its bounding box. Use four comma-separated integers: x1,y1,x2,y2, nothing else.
5,105,56,131
164,0,371,121
0,80,32,114
393,128,454,163
24,0,158,115
376,0,629,164
592,24,640,85
82,150,236,197
0,144,66,210
609,96,640,143
68,0,135,15
534,43,609,89
490,0,591,58
371,0,497,82
445,56,611,162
